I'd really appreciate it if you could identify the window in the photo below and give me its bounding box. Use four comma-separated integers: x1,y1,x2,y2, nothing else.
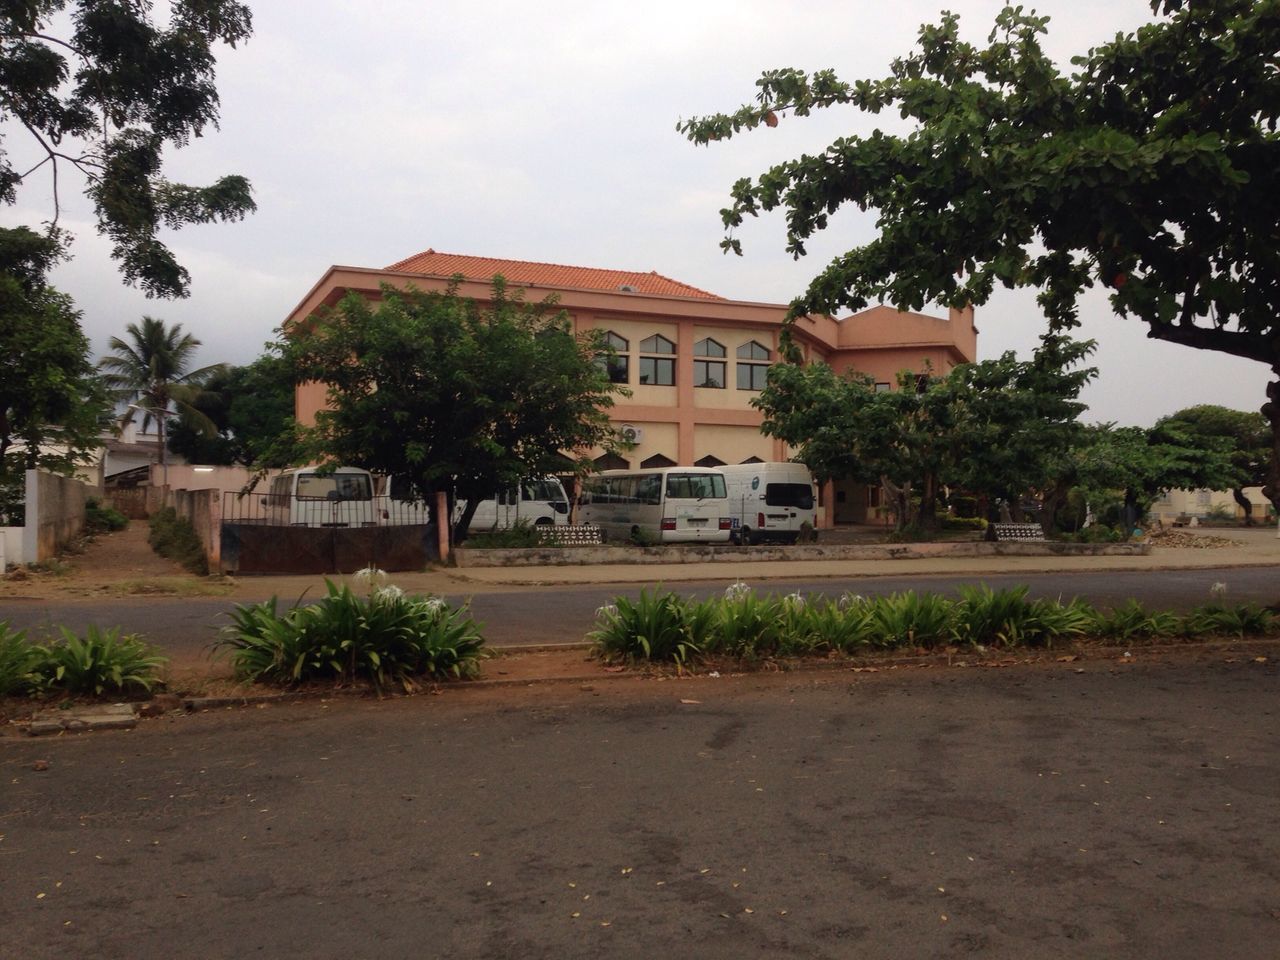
695,454,725,467
640,453,677,469
595,331,629,384
665,473,727,500
693,338,726,388
874,382,892,393
638,333,675,385
736,340,771,391
594,452,629,471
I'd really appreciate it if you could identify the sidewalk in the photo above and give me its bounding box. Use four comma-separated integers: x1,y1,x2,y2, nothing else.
220,527,1280,600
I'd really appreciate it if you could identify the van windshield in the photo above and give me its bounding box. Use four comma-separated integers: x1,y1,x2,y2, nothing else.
765,482,814,510
665,473,727,500
296,473,372,500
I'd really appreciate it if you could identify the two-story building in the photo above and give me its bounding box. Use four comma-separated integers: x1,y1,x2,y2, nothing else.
284,249,978,526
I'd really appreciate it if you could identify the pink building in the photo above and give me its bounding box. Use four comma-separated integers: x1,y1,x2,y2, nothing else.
285,249,977,525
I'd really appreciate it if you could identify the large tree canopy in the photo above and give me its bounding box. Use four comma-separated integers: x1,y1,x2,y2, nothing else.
755,336,1096,533
0,1,255,297
166,355,298,468
280,280,627,541
1157,404,1270,522
679,0,1280,512
0,226,109,520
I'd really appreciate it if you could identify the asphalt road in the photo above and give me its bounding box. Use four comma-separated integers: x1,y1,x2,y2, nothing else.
3,654,1279,958
1,566,1278,658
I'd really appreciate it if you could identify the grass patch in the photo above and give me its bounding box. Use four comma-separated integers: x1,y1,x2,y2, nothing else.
104,576,236,597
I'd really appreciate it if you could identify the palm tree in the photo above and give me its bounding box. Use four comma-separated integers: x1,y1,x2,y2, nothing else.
98,317,226,484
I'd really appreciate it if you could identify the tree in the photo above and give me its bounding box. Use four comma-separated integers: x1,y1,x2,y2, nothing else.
1070,421,1236,531
279,280,627,542
167,356,298,467
755,336,1095,534
98,316,224,481
1157,405,1270,524
0,227,109,521
679,0,1280,517
0,1,255,298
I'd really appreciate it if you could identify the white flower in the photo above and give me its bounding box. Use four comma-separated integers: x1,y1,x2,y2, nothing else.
374,584,405,602
724,581,751,601
838,592,865,610
1210,581,1228,599
421,596,447,614
354,565,387,588
595,603,618,619
783,591,806,608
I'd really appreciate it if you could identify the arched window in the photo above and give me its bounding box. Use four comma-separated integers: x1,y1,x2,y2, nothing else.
640,453,677,469
694,338,726,388
595,331,629,384
594,452,629,471
736,341,771,391
638,333,676,385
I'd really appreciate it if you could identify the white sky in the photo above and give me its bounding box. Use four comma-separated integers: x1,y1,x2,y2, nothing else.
9,0,1274,427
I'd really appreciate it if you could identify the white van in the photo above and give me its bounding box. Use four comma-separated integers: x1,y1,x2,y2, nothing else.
721,462,817,544
459,477,571,530
579,467,731,544
375,474,434,526
265,467,377,527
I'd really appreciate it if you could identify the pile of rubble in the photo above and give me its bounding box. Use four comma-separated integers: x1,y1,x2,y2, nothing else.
1146,528,1235,549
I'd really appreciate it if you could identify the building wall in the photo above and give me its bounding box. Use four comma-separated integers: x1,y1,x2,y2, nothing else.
1150,486,1275,521
283,264,978,525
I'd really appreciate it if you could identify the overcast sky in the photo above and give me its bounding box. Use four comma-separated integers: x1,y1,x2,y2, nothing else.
11,0,1274,427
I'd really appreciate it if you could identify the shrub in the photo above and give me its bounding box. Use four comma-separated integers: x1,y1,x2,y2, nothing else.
32,626,167,696
871,591,955,649
216,581,487,690
590,589,699,666
942,516,987,531
85,497,128,533
464,521,545,549
148,507,209,575
1184,603,1276,639
1089,600,1180,641
0,621,41,696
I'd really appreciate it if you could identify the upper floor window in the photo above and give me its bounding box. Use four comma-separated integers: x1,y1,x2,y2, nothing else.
694,337,726,388
595,331,629,384
638,333,676,385
736,340,771,391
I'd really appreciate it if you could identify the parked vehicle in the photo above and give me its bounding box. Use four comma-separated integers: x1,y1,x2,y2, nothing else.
579,467,731,543
720,462,817,544
264,467,377,527
375,474,433,526
458,477,571,530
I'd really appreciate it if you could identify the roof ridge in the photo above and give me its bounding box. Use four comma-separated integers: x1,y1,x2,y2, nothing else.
384,249,723,299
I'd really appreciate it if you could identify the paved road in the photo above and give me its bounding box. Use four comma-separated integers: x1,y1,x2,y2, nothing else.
1,566,1277,658
3,654,1279,958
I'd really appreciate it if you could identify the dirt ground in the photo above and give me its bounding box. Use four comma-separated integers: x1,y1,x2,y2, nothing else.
2,520,194,598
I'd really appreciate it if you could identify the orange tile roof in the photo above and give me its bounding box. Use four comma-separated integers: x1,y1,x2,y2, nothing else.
386,249,724,300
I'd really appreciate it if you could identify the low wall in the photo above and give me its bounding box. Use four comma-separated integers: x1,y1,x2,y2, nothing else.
0,526,21,571
21,469,98,565
455,540,1152,568
169,488,222,570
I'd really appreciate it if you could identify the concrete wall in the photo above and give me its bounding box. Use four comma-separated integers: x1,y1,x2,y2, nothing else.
0,527,22,572
21,469,97,565
169,487,222,571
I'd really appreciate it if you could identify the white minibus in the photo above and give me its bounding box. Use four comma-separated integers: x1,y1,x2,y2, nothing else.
265,467,377,527
721,462,818,544
459,477,571,530
578,467,731,544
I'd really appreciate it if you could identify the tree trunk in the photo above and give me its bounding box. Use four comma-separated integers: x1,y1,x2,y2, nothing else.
1262,376,1280,523
880,476,911,531
1232,487,1254,525
916,472,941,532
453,497,480,544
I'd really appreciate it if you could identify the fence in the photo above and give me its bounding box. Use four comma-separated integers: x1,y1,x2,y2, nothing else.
218,492,437,574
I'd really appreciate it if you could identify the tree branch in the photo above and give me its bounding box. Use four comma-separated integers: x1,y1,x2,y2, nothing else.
1146,319,1276,366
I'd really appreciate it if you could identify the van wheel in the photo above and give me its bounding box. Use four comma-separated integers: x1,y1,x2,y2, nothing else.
741,527,755,546
535,517,552,525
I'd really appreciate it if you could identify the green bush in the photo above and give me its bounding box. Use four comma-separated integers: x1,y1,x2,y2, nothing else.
85,497,128,533
0,622,41,696
942,516,987,531
464,520,545,549
216,581,487,690
32,626,167,696
148,507,208,575
589,584,1280,665
1183,603,1275,639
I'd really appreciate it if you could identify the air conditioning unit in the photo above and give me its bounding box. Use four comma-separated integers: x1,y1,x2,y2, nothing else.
620,424,644,444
